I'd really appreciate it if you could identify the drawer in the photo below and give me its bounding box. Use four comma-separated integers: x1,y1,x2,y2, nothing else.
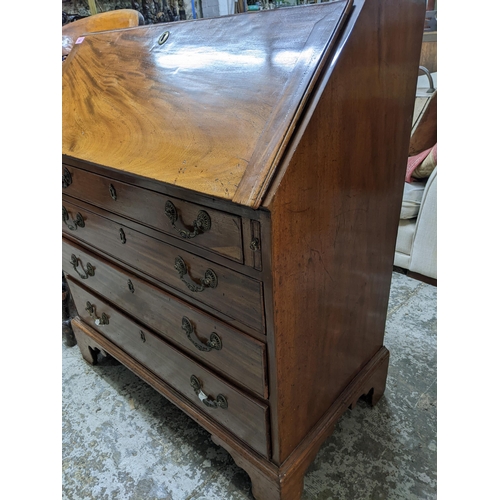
62,200,264,334
67,276,270,458
62,165,244,263
62,238,268,398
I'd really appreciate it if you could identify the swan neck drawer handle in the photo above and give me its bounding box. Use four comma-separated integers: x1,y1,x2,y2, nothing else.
174,256,218,292
70,254,95,280
165,201,211,239
63,206,85,231
190,375,228,409
182,317,222,352
62,167,72,188
85,301,109,326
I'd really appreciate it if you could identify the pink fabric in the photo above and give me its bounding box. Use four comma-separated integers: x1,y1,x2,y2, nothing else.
405,143,437,183
431,143,437,163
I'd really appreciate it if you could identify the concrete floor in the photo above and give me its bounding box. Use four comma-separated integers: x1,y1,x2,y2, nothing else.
62,271,437,500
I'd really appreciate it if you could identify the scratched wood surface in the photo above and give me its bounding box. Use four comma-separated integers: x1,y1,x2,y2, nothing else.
62,2,350,206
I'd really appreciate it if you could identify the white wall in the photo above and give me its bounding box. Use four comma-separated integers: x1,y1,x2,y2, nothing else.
218,0,236,16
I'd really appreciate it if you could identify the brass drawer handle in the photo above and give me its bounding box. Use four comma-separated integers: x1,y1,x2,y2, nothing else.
164,201,211,239
62,206,85,231
85,301,109,326
182,317,222,352
62,167,72,188
174,256,217,292
70,254,95,280
190,375,228,409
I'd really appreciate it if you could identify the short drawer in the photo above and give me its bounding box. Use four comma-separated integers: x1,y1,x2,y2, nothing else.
62,165,244,263
62,200,264,334
67,277,270,458
62,238,268,398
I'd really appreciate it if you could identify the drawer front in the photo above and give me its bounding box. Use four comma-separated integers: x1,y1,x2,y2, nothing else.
67,277,270,458
62,165,244,263
62,200,264,334
62,238,268,398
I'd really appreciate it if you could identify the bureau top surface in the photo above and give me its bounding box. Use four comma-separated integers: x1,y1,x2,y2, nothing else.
62,1,350,207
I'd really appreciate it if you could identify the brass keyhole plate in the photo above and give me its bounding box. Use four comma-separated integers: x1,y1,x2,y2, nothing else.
158,31,170,45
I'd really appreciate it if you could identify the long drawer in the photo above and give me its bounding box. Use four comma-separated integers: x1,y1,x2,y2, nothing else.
67,276,270,458
62,238,268,398
62,165,244,263
62,199,265,334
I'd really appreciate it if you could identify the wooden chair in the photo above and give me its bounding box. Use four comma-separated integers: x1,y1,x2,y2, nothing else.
62,9,144,59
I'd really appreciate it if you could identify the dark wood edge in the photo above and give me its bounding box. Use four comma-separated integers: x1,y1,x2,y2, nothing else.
70,316,273,460
259,216,279,459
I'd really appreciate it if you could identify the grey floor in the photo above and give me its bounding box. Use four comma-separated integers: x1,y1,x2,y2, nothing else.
62,271,437,500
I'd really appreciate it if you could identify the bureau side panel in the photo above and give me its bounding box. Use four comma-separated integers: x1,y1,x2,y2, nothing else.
265,0,426,462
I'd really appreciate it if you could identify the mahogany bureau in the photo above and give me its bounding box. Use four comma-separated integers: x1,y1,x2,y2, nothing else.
62,1,425,498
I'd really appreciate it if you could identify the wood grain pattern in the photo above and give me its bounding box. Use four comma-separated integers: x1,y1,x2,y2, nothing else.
62,9,144,57
62,199,265,334
63,1,427,496
62,238,268,398
62,9,144,38
62,164,244,262
62,3,350,205
263,0,425,462
68,277,270,457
